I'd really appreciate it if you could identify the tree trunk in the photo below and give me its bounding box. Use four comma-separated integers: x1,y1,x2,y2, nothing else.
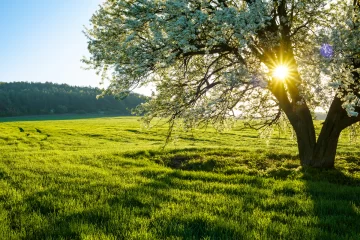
311,124,341,168
309,97,344,168
309,97,358,168
287,104,316,166
287,97,356,168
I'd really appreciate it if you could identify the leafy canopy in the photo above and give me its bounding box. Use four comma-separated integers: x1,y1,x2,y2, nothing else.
84,0,359,130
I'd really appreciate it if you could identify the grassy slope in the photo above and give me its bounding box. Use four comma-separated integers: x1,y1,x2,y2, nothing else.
0,117,359,240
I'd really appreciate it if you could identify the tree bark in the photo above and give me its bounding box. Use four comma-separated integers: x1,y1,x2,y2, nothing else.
271,79,350,168
310,97,344,168
311,127,341,168
269,76,317,167
282,95,358,168
300,97,359,168
286,103,316,166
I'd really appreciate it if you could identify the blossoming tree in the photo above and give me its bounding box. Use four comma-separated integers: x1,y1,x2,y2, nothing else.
84,0,359,168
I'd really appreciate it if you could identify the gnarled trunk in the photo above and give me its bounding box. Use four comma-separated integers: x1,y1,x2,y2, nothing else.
288,104,316,166
292,97,359,168
310,97,344,168
311,125,341,168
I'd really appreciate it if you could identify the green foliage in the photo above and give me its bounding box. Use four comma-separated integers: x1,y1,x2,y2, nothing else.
0,82,145,117
0,117,359,239
84,0,359,125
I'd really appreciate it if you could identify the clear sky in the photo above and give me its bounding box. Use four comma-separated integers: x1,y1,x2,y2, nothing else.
0,0,151,95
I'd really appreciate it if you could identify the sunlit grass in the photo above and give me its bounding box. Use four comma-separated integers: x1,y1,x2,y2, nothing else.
0,116,359,239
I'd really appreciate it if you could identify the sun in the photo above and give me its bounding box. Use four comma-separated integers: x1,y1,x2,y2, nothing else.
273,65,289,80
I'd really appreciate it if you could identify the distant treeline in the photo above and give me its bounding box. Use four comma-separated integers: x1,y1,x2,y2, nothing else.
0,82,145,117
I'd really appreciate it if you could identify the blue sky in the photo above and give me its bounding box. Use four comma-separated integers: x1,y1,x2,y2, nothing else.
0,0,116,89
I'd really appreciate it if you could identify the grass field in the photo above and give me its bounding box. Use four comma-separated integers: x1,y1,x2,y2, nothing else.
0,116,359,239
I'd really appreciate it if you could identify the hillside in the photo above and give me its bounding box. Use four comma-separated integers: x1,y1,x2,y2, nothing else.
0,82,145,117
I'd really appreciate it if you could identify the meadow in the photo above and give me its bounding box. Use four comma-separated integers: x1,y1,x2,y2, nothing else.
0,116,359,239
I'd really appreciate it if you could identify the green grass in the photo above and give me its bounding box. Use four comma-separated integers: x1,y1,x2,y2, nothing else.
0,116,359,239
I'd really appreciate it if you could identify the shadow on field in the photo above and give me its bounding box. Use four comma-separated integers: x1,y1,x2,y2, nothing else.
134,169,360,239
19,173,244,239
4,149,360,239
131,149,360,239
119,171,248,239
301,168,360,239
22,186,161,239
123,147,279,173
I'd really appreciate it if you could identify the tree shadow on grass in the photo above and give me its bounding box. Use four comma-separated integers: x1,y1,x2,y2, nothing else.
301,168,360,239
123,147,266,173
136,150,360,239
4,149,360,239
343,155,360,164
152,215,247,240
20,186,158,239
16,170,250,239
26,210,113,240
117,172,252,239
138,169,360,239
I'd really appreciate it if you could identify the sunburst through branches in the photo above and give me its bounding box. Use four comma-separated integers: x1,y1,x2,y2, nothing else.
272,65,289,80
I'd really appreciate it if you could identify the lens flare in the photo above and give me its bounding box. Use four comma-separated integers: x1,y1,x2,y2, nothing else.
320,44,333,58
273,65,289,80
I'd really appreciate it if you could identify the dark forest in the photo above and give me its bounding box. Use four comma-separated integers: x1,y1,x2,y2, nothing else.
0,82,145,117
